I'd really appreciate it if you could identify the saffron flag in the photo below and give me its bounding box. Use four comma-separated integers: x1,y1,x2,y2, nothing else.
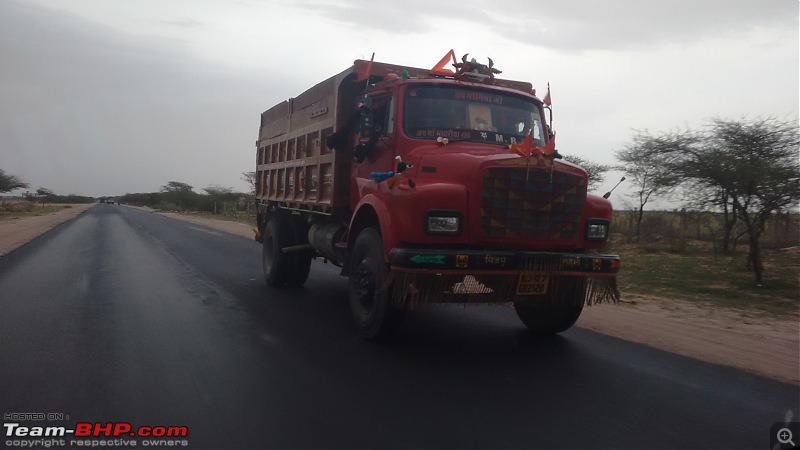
539,135,555,156
508,130,535,157
543,82,551,106
507,130,555,158
356,52,376,82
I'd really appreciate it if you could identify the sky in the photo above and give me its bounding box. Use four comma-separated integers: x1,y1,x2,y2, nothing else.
0,0,797,209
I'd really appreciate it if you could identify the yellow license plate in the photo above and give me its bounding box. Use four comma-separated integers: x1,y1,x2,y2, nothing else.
516,272,549,295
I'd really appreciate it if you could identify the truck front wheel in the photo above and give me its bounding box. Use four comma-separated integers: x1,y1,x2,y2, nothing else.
348,228,404,339
513,279,585,334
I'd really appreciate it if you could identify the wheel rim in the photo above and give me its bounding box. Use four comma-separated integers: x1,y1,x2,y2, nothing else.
353,257,377,312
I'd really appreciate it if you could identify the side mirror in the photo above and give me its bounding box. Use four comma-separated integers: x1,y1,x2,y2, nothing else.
358,98,374,136
603,177,626,199
327,99,372,153
354,98,378,162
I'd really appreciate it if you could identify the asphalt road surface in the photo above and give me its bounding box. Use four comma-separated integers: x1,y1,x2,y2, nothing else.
1,205,797,449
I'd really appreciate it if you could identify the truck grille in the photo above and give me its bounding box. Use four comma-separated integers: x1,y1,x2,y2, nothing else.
480,167,585,240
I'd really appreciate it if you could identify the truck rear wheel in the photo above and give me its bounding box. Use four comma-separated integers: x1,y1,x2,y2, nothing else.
513,279,585,334
262,218,290,287
263,216,313,288
285,220,312,287
348,228,404,339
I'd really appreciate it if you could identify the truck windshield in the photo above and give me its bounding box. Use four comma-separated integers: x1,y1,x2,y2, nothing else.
403,85,545,147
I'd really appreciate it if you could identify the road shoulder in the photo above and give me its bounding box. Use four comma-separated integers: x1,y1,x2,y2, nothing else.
578,295,798,384
0,203,95,257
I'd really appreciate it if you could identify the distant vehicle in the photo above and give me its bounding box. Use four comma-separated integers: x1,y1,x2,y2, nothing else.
254,52,620,339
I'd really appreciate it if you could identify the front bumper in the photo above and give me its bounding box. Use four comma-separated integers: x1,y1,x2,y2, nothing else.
389,248,620,276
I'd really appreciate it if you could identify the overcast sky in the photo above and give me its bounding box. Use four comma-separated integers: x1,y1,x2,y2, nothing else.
0,0,797,208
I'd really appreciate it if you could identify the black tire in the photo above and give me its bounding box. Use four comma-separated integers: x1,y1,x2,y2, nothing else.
263,216,314,288
348,228,404,339
513,278,586,334
285,219,312,287
262,218,291,287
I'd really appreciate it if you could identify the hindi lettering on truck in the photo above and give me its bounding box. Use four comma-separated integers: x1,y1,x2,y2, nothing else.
254,52,620,339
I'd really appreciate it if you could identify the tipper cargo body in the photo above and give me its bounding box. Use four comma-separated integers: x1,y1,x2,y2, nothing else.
255,54,620,338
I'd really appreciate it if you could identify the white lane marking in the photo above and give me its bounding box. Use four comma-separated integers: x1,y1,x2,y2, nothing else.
189,226,222,236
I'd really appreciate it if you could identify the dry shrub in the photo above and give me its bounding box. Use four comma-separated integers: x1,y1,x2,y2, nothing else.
0,201,34,213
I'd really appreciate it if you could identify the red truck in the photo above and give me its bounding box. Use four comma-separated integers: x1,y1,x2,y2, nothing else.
254,53,620,339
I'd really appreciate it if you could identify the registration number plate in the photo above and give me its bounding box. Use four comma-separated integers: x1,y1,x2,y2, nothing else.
516,272,549,295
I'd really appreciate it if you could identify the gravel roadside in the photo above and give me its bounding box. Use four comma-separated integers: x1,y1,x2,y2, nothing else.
0,203,95,257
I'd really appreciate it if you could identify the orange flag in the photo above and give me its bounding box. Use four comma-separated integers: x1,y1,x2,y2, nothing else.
543,82,551,106
507,130,555,158
507,130,534,157
356,53,376,82
539,135,555,156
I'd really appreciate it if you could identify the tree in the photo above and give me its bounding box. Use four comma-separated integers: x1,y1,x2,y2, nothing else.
203,185,235,198
672,118,800,285
203,185,239,214
241,171,256,196
615,132,684,242
160,181,196,210
36,187,54,206
682,185,742,253
562,155,610,191
0,169,28,193
160,181,194,193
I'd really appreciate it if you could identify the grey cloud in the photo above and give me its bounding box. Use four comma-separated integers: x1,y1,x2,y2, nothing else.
289,0,495,34
290,1,429,33
0,1,285,196
153,18,206,28
496,0,796,51
293,0,796,52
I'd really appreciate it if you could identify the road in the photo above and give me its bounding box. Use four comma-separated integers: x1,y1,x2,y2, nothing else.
0,205,797,449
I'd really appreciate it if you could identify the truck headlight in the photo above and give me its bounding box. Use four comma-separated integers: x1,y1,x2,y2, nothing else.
585,219,609,241
426,210,462,235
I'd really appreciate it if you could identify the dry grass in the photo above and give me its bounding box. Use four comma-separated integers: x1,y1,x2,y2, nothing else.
0,202,74,222
615,241,800,317
171,210,257,227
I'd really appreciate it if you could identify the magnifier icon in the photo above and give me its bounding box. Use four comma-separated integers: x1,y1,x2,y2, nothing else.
777,428,795,446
